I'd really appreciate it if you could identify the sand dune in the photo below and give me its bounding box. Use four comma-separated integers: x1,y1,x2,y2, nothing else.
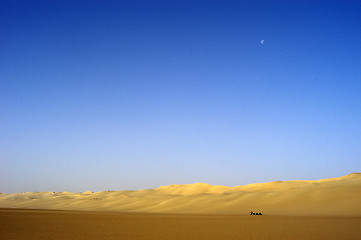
1,173,360,216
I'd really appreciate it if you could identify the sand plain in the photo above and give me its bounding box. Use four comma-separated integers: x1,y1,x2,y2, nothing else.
1,208,361,240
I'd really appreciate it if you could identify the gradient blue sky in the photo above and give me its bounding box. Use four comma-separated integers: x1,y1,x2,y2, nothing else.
1,0,361,193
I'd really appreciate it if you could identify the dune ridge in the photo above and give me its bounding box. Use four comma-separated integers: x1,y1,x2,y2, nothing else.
1,173,360,216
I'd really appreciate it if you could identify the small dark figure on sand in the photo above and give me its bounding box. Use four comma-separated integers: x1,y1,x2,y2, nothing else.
250,211,262,215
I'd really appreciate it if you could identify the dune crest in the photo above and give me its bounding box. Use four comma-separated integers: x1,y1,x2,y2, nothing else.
1,173,360,216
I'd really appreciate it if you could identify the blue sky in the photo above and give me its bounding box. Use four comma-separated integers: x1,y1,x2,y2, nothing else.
1,0,361,193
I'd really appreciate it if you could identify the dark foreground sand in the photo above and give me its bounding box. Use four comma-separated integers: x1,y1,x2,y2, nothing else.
1,209,360,240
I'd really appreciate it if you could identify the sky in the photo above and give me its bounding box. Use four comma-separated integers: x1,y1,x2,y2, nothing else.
1,0,361,193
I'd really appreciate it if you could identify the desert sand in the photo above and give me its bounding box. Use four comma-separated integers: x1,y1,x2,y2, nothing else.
1,173,361,239
1,209,361,240
1,173,361,216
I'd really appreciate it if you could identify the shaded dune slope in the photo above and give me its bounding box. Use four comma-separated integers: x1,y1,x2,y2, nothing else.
1,173,360,216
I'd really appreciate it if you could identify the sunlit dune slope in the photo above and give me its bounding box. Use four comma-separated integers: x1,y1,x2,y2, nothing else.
1,173,360,216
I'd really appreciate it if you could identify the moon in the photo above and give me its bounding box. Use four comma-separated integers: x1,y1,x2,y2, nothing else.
260,40,264,44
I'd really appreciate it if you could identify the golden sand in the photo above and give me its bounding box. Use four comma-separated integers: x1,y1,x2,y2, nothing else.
1,173,360,215
1,208,360,240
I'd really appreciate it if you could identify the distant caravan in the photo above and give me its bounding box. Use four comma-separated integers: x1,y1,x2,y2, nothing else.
250,211,262,215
